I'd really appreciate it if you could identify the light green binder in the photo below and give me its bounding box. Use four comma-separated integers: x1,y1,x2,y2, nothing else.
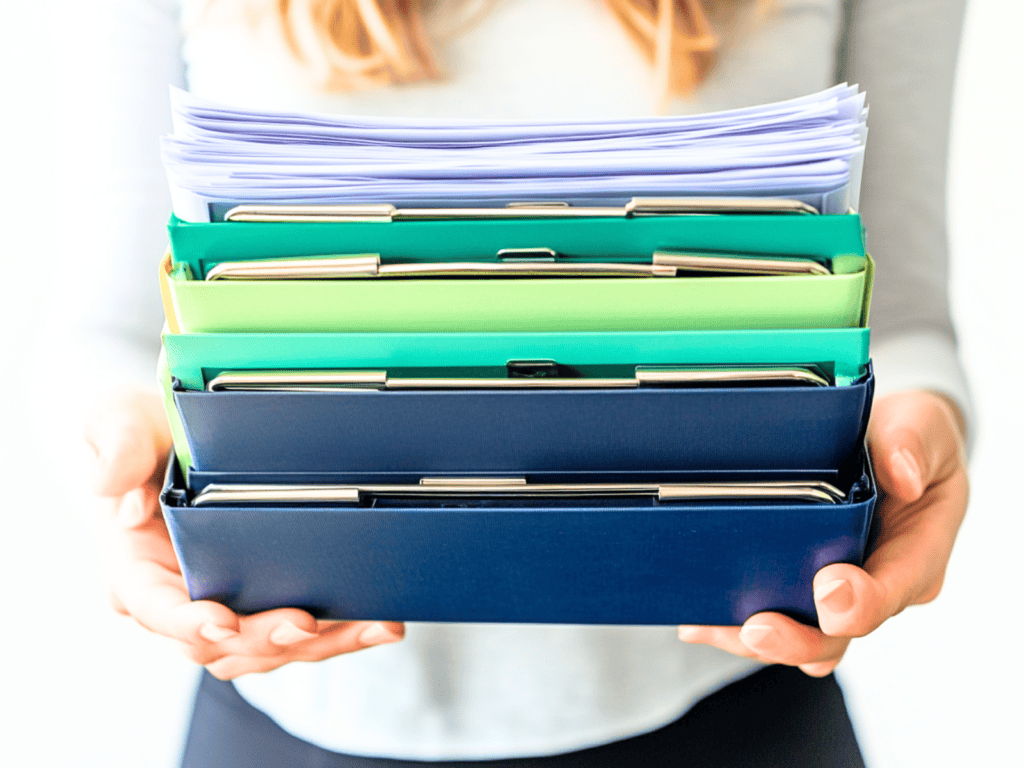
164,253,872,334
158,348,193,473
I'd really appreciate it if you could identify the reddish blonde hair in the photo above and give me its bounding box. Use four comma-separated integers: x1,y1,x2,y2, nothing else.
256,1,765,96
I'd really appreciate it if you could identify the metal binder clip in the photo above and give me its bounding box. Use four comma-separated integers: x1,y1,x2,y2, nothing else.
505,202,571,208
206,254,381,280
652,252,831,277
496,248,559,262
506,360,581,379
223,197,819,222
626,198,820,216
419,477,527,487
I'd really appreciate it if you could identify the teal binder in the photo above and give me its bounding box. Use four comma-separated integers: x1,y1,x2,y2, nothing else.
167,213,867,279
163,328,871,392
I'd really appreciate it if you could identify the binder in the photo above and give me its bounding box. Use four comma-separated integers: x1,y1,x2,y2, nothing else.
167,211,867,280
162,327,871,392
170,366,873,475
161,252,872,334
159,452,877,626
159,328,872,474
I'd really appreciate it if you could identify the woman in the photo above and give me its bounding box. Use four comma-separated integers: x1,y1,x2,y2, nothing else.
54,1,971,765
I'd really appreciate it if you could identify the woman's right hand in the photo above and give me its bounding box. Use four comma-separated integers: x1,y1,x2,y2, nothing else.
86,388,404,680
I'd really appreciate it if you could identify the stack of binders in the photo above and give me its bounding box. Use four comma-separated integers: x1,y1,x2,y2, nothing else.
157,86,876,626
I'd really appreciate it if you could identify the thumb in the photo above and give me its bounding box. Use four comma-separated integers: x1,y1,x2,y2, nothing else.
84,389,172,497
868,391,961,504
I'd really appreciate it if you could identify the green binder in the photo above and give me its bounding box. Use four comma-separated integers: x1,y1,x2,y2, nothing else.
163,252,871,334
167,213,867,279
163,327,871,392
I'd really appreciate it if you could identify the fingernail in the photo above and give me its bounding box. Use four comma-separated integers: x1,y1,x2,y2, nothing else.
739,623,781,654
122,493,147,527
358,622,401,646
891,448,923,498
815,579,855,614
677,626,701,641
199,622,239,643
269,620,318,646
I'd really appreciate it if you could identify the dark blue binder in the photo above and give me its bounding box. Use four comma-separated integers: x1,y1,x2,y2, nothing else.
160,455,876,626
173,369,873,475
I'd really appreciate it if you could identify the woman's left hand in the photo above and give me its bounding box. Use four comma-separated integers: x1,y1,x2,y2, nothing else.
677,389,969,676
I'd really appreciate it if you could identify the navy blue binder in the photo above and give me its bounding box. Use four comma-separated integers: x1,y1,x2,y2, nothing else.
160,455,876,626
173,369,873,475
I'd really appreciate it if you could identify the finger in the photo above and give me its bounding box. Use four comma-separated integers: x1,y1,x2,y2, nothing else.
680,618,849,674
228,608,322,656
85,390,172,497
183,614,329,668
109,550,240,645
735,612,850,668
204,621,405,680
289,620,405,660
110,486,159,530
226,612,404,658
677,625,759,659
180,640,234,667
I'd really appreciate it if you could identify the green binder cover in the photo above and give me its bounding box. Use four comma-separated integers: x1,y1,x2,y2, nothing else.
165,253,871,334
168,213,866,279
163,327,870,392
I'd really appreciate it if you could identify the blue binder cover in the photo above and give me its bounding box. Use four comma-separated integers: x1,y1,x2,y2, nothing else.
160,456,877,626
173,368,873,474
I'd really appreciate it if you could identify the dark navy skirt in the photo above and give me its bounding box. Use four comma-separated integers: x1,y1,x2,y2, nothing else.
181,664,864,768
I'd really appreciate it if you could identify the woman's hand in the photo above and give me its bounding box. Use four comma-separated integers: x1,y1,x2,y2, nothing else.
87,388,404,680
677,389,969,676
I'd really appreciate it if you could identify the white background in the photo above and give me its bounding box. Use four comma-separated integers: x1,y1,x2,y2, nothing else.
1,1,1021,764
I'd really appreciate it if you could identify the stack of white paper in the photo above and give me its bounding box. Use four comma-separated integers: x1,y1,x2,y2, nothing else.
162,84,867,223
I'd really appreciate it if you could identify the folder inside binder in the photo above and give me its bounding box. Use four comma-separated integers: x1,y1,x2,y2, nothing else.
221,197,821,223
166,211,867,282
204,365,833,392
190,479,847,507
202,252,834,280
